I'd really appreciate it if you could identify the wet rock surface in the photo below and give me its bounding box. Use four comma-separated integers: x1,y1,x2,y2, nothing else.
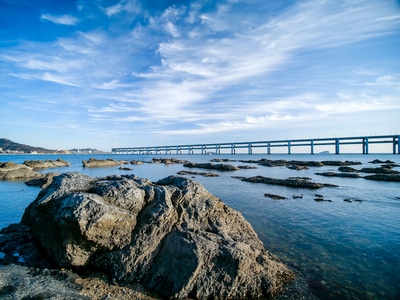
20,172,296,299
151,158,190,164
176,170,219,177
364,174,400,182
183,162,240,171
315,172,362,178
264,193,288,200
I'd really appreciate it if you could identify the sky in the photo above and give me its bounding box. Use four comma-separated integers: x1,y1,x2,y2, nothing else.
0,0,399,152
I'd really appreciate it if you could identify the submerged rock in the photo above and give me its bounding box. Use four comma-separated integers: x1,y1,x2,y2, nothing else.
21,172,294,299
364,174,400,182
232,175,338,189
264,193,288,200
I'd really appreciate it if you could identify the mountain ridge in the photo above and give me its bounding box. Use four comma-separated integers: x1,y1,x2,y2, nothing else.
0,138,105,154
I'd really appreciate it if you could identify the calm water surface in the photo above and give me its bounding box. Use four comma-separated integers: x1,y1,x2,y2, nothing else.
0,153,399,299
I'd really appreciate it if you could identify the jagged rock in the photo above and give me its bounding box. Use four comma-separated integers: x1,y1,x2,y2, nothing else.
130,160,144,165
183,162,240,171
0,162,44,180
82,158,123,168
23,159,70,170
21,172,294,299
25,172,59,189
233,175,338,189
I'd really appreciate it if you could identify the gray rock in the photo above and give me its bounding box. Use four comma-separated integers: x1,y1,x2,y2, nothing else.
364,174,400,182
359,167,400,174
183,162,240,171
315,172,361,178
338,166,358,173
177,170,219,177
82,158,122,168
25,172,59,189
0,162,44,180
23,159,70,170
0,264,89,300
21,172,294,299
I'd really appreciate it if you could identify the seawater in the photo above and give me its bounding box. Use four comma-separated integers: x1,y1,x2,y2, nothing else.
0,153,399,299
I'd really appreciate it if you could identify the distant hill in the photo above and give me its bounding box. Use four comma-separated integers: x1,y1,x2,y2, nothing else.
0,138,105,154
0,138,55,154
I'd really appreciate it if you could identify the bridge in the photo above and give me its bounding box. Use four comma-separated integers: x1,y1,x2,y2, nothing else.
112,134,400,155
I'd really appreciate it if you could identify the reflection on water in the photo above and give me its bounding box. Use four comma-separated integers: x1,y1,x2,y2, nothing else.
0,153,399,299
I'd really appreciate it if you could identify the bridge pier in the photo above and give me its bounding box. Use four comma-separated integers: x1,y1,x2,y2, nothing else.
311,140,314,154
288,141,291,154
363,137,369,154
231,144,235,154
335,139,340,154
248,143,252,154
267,142,271,154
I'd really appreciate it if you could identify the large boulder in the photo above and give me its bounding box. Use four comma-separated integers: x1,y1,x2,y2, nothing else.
21,172,294,299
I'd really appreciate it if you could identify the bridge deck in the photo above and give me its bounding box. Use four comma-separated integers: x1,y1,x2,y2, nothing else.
112,135,400,155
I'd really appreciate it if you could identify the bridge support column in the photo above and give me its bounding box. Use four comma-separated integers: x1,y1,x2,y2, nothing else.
397,136,400,154
335,139,340,154
248,143,252,154
363,138,369,154
267,142,271,154
288,141,291,154
231,144,235,154
311,140,314,154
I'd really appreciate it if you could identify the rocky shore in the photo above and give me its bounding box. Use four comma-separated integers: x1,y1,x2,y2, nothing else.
0,172,318,299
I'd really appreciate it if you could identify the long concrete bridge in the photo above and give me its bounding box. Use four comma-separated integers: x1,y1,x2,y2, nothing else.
112,134,400,155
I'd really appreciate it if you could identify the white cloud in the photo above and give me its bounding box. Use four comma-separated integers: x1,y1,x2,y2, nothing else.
40,14,79,26
2,0,399,148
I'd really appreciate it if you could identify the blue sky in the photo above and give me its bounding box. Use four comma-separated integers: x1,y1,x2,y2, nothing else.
1,0,399,151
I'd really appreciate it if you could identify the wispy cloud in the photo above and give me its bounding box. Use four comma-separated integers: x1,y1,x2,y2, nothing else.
40,14,79,26
1,0,399,149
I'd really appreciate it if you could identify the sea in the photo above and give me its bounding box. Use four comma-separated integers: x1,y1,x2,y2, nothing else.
0,153,399,300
